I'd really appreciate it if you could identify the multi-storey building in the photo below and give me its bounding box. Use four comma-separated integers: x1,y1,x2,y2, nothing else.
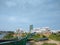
31,27,52,37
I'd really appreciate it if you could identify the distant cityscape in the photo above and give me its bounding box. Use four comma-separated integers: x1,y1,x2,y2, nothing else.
0,25,60,45
0,25,60,34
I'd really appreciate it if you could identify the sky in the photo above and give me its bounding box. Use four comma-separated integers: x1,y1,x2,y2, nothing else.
0,0,60,31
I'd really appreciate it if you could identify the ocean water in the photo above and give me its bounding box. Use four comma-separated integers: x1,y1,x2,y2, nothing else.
0,34,5,39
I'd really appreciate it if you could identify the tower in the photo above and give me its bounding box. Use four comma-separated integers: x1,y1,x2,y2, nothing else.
29,25,33,33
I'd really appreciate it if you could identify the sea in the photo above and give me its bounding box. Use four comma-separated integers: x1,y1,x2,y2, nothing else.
0,34,6,39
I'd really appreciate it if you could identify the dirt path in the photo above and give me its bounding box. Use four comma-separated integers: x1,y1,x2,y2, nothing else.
28,39,60,45
46,39,60,45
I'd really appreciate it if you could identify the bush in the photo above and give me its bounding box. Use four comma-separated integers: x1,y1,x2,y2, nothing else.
3,33,14,39
49,33,60,41
42,35,47,38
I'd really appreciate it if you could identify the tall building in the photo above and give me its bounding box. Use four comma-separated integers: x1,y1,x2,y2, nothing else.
29,25,33,33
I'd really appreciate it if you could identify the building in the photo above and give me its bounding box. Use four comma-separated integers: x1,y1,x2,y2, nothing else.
51,30,60,33
31,27,52,37
13,28,24,39
29,25,33,33
31,27,50,33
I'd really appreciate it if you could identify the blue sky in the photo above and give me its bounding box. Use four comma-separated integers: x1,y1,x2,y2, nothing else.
0,0,60,31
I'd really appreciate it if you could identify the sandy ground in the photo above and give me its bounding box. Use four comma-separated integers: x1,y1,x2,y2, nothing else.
28,39,60,45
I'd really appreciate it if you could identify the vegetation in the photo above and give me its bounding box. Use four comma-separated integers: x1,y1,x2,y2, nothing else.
49,33,60,41
31,33,47,41
32,34,41,39
21,33,27,37
42,43,57,45
3,32,14,39
42,35,47,38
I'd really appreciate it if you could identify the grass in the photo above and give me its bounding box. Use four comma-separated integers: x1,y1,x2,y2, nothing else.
49,33,60,41
32,34,41,41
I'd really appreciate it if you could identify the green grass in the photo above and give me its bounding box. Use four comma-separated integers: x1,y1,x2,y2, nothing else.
3,33,14,39
30,34,47,41
49,33,60,41
32,34,41,41
42,43,57,45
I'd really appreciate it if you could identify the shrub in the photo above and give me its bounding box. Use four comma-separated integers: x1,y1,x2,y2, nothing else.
49,34,60,41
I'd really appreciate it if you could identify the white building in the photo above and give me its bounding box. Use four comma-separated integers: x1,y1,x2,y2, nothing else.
51,30,60,33
14,28,25,39
31,27,51,33
15,28,25,33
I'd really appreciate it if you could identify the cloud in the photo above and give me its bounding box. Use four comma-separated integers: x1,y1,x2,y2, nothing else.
5,1,17,7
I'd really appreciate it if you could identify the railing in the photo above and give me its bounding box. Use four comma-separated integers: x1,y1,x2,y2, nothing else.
0,33,35,45
0,37,27,45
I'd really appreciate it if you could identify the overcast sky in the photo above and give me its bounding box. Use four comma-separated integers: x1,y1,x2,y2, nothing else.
0,0,60,31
